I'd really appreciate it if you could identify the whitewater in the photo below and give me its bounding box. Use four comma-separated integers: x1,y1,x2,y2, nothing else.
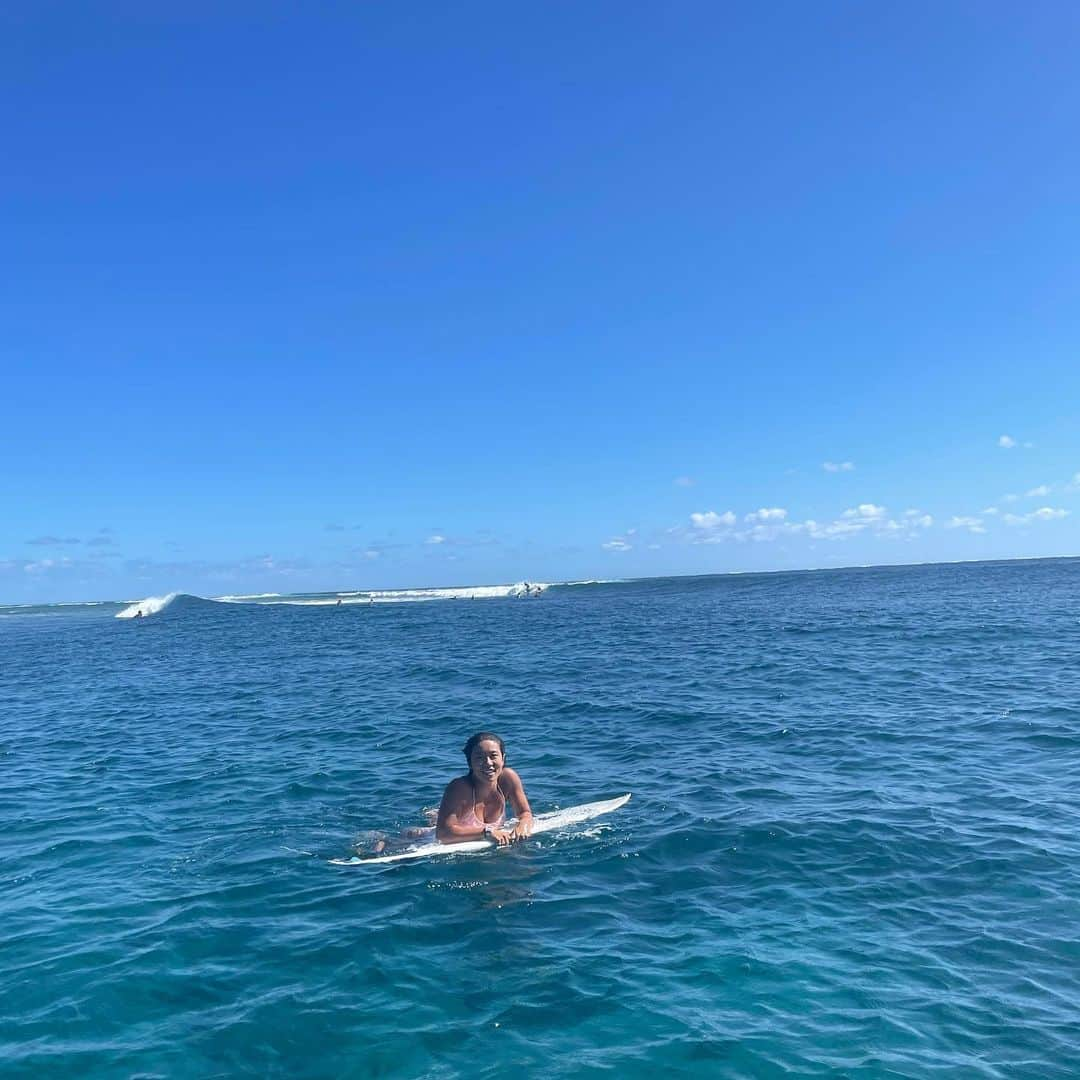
104,579,565,619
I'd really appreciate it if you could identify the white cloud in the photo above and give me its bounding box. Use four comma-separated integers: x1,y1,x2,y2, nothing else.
998,435,1017,449
823,461,855,472
981,507,999,515
1001,493,1020,503
801,518,870,539
24,557,76,573
744,507,787,524
677,500,933,547
1004,507,1068,526
946,516,986,534
602,538,632,552
360,549,381,560
902,511,934,528
691,510,736,531
674,476,695,487
1026,485,1051,497
685,510,738,544
841,503,886,521
425,534,446,545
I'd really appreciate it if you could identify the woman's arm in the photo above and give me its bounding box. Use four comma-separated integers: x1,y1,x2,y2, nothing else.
501,768,533,841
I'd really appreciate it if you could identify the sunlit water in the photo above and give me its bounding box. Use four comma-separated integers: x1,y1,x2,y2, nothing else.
3,560,1080,1077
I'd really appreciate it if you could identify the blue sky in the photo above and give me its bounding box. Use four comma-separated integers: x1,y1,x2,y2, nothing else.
4,2,1080,603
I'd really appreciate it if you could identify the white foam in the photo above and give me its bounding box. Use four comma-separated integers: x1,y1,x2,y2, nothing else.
267,582,551,606
115,593,180,619
110,581,559,616
213,592,282,602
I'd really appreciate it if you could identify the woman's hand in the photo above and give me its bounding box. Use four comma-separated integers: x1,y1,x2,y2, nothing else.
488,816,532,846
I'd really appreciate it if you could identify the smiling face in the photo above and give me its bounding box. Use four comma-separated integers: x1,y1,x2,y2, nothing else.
468,739,505,785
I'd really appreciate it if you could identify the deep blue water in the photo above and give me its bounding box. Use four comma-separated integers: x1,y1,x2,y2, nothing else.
4,560,1080,1078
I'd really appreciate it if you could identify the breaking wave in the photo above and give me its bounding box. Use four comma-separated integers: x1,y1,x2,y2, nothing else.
111,581,558,618
260,581,550,606
115,593,182,619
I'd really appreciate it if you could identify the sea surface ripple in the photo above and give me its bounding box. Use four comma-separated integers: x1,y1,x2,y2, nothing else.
3,560,1080,1077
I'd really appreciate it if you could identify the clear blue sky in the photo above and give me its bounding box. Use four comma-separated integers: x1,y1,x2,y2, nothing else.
4,3,1080,603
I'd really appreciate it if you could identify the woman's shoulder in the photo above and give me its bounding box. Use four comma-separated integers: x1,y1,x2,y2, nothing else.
443,774,473,798
499,767,523,788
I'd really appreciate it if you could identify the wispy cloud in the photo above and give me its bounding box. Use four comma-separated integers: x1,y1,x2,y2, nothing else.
357,541,407,558
674,476,695,487
842,503,886,521
799,504,921,540
0,555,114,579
23,557,77,573
602,525,639,552
1003,507,1068,526
998,434,1017,449
27,536,80,546
946,516,986,534
745,508,787,524
902,510,934,527
325,523,346,532
1025,485,1051,497
681,502,932,545
823,461,855,472
425,534,446,545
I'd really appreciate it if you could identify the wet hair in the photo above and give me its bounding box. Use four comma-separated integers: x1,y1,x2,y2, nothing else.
463,731,506,765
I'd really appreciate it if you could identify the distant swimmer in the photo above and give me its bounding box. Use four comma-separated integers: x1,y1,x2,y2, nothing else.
336,599,342,606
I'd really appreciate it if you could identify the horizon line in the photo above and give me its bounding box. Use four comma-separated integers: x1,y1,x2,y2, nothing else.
3,552,1078,608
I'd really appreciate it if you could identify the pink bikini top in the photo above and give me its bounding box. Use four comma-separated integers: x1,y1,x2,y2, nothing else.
460,783,506,829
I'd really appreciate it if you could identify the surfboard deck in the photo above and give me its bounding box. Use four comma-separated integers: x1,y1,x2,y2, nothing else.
330,792,631,866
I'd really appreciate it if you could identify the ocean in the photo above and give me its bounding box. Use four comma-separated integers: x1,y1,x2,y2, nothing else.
3,559,1080,1078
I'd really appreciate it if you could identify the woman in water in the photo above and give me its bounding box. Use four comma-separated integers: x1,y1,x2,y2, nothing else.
436,731,533,846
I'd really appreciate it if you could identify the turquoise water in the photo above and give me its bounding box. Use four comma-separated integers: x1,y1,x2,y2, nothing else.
4,560,1080,1077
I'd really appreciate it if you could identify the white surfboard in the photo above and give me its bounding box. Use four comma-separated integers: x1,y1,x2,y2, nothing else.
330,793,631,866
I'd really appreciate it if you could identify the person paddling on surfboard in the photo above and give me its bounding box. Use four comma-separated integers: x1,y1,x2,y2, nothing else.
436,732,533,847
